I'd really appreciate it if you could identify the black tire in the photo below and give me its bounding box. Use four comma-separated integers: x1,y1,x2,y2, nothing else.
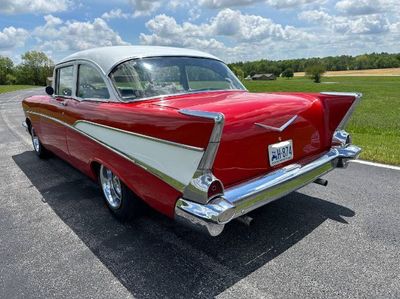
98,164,143,221
31,127,48,159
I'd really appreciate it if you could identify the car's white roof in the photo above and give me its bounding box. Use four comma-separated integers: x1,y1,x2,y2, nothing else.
57,46,221,74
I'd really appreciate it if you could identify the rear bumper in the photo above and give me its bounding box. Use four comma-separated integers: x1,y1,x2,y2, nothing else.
175,143,361,236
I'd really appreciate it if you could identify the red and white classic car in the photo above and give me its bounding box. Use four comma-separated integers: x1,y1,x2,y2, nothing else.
22,46,361,236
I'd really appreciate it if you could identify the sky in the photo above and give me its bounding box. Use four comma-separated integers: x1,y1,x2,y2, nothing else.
0,0,399,64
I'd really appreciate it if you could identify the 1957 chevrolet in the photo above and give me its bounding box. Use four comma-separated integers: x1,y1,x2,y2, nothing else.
22,46,361,236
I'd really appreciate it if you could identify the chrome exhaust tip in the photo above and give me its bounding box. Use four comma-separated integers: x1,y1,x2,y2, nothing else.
314,178,328,186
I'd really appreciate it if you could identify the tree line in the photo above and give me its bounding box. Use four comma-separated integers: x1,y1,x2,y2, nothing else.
228,52,400,78
0,51,53,86
1,51,400,86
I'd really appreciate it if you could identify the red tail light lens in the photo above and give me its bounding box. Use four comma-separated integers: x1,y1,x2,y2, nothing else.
208,180,224,200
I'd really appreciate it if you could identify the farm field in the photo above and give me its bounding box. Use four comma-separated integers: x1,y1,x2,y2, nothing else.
244,76,400,165
294,67,400,77
0,85,37,94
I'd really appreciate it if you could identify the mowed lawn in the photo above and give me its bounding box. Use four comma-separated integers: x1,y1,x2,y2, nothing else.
0,85,37,94
244,77,400,165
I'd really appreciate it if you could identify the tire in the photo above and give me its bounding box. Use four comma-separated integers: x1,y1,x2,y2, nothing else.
98,164,142,221
31,127,48,159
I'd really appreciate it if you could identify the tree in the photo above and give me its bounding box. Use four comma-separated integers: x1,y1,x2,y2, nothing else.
305,64,326,83
281,68,294,79
0,56,14,85
15,51,54,85
230,65,244,80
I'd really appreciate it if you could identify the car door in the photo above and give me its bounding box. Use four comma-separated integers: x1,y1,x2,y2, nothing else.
40,64,74,159
64,63,112,171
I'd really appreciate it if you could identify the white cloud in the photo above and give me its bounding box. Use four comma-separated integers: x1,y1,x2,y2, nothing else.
33,15,129,55
0,27,29,51
101,9,130,20
299,10,390,34
199,0,321,9
128,0,163,17
265,0,323,8
0,0,71,14
140,9,315,61
335,0,381,15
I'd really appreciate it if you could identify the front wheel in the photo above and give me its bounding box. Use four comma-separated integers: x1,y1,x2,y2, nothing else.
31,127,48,158
98,164,142,221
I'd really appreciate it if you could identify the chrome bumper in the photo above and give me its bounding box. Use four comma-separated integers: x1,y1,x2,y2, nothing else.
175,144,361,236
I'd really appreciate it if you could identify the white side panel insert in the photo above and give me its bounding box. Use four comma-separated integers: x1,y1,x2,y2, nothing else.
74,121,204,188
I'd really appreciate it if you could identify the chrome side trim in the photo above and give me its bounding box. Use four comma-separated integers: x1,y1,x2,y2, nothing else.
179,109,225,204
175,141,362,236
25,110,203,191
255,115,298,132
320,92,362,129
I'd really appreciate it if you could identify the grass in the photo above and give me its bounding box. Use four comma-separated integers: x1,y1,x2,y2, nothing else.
0,85,37,94
244,77,400,165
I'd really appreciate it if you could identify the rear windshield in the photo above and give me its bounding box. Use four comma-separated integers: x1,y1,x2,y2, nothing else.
109,56,245,100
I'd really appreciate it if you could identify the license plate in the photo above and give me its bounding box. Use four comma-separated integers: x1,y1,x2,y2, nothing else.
268,140,293,166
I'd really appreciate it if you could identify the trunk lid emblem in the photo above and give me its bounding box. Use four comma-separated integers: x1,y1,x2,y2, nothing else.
255,115,298,132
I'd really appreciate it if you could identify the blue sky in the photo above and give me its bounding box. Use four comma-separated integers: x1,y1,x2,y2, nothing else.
1,0,399,64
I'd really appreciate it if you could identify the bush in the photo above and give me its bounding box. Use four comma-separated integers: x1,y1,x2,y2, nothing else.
281,68,294,79
305,64,326,83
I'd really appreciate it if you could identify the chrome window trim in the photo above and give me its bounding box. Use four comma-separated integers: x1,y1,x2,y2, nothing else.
107,56,247,103
320,92,362,129
25,110,205,191
118,89,247,104
54,56,248,104
53,63,76,97
75,62,112,102
53,60,121,103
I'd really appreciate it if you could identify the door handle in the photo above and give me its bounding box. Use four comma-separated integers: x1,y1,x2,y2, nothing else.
56,100,68,106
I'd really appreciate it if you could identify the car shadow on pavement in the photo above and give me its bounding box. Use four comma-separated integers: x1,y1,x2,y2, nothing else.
13,151,355,299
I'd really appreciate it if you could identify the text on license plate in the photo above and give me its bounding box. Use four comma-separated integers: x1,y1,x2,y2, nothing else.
268,140,293,166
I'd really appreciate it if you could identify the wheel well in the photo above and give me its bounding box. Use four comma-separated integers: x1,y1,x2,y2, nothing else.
26,118,32,135
90,161,101,179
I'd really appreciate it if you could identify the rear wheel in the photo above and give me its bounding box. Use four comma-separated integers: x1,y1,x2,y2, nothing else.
31,127,48,158
99,164,142,221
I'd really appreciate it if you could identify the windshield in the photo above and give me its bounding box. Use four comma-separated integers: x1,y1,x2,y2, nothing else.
109,57,246,100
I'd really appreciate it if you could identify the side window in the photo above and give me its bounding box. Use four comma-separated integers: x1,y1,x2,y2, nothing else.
77,64,110,99
56,66,74,96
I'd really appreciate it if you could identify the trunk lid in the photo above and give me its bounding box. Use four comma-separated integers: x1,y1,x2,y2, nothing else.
152,91,353,187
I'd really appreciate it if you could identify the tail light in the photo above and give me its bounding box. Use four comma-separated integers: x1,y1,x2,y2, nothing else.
208,179,224,200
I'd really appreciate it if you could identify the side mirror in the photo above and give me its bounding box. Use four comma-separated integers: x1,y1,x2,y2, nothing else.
45,86,54,96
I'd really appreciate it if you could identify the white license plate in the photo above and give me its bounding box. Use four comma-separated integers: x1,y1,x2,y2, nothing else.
268,140,294,166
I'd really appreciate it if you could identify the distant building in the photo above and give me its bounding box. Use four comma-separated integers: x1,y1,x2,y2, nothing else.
245,75,252,80
251,73,276,80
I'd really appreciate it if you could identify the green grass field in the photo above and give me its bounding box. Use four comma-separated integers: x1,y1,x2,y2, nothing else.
0,85,37,94
244,77,400,165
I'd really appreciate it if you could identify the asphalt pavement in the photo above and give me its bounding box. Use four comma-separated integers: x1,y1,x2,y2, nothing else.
0,88,399,299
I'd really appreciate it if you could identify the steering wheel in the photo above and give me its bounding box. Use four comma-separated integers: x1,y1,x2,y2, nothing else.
79,82,96,98
80,83,96,90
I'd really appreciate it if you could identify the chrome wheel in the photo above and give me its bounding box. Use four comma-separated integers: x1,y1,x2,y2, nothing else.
31,129,40,153
99,165,122,209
